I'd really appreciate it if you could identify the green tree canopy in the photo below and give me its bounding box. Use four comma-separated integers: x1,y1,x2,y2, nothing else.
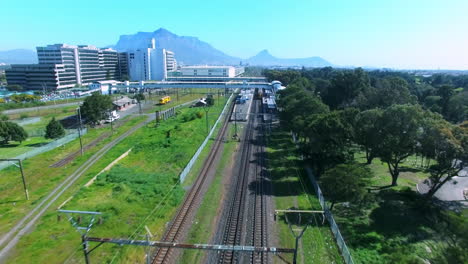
420,120,468,198
304,111,354,176
80,92,113,125
45,117,65,139
354,108,384,164
320,163,372,210
0,121,28,144
133,93,145,103
375,104,424,186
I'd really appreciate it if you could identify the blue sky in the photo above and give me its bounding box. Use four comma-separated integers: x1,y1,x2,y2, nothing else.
2,0,468,69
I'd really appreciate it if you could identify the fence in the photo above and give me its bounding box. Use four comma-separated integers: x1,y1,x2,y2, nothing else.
179,93,233,183
292,133,354,264
0,128,88,171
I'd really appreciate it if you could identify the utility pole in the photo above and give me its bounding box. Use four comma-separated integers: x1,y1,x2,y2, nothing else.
234,106,238,138
108,110,114,134
0,159,29,200
275,209,322,264
58,210,102,264
203,105,210,135
77,107,84,155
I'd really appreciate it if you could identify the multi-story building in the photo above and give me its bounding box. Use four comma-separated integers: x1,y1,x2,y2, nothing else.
179,66,237,77
7,44,127,90
127,39,177,81
5,64,73,90
118,52,129,80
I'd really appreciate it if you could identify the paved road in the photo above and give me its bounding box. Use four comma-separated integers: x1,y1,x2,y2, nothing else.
2,101,82,114
417,168,468,201
231,93,253,121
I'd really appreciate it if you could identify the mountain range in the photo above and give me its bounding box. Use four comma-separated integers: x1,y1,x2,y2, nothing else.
0,28,332,67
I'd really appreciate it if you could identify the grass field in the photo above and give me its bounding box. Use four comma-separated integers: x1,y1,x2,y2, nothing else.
4,97,230,263
0,137,53,158
267,129,344,264
0,115,146,235
354,152,430,191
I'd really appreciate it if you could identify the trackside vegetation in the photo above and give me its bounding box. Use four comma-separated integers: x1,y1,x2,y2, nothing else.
266,67,467,263
5,97,228,263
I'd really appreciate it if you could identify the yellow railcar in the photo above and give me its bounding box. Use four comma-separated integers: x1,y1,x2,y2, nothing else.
159,96,171,105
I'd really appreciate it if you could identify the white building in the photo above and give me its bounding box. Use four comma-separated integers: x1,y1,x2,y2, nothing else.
179,66,238,77
127,39,177,81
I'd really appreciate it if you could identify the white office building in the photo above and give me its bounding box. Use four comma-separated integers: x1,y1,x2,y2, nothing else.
179,66,238,77
127,39,177,81
6,44,127,90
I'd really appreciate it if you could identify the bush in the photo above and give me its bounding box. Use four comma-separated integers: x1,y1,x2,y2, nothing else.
45,117,65,139
196,111,203,119
20,113,29,119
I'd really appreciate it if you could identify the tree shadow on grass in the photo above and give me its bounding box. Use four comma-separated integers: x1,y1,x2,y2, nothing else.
0,143,20,148
368,189,435,240
399,167,424,173
0,199,22,205
26,142,50,147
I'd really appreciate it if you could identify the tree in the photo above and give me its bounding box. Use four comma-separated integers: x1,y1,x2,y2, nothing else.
376,104,424,186
446,91,468,123
431,211,468,263
0,121,28,144
206,96,214,106
304,111,353,176
324,68,370,109
354,109,384,164
436,85,454,117
80,92,113,125
45,117,65,139
320,163,372,210
133,93,145,103
421,121,467,198
6,84,23,92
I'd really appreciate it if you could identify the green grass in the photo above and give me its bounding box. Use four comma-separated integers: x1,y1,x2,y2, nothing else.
0,137,53,158
5,97,230,263
0,115,145,235
354,152,430,190
5,105,77,120
0,98,83,112
267,129,343,264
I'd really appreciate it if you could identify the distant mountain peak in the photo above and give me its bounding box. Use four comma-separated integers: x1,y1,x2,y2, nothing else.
247,50,332,67
113,29,239,65
154,28,176,37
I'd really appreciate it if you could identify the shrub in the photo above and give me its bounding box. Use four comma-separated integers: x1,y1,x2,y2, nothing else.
45,117,65,139
20,113,29,119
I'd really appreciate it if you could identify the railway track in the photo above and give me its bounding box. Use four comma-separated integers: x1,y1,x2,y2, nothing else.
151,99,234,264
216,99,270,264
250,108,268,264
